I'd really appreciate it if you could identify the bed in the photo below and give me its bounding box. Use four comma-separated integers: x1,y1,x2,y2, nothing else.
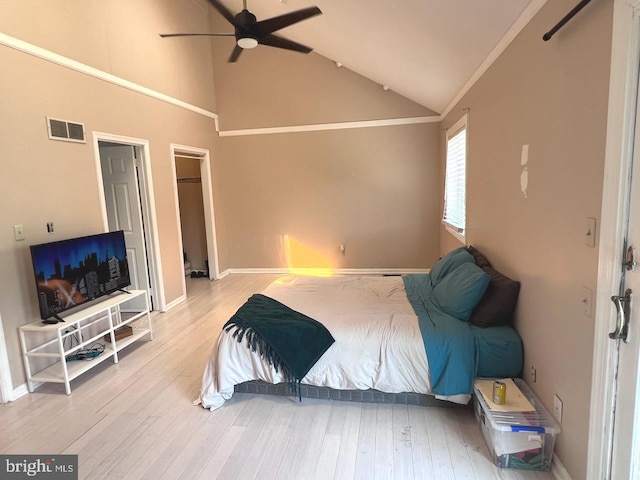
198,246,523,410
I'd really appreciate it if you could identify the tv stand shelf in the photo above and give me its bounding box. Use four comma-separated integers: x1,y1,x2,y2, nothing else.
19,290,152,395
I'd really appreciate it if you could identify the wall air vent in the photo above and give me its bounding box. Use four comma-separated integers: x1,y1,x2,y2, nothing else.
46,117,86,143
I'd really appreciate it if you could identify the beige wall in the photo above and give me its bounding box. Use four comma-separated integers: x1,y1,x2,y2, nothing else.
440,0,614,478
214,124,441,271
0,0,218,112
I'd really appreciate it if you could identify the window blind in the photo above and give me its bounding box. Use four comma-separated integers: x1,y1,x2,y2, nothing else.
443,125,466,233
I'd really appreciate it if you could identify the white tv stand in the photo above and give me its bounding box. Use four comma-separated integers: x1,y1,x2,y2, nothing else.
19,290,152,395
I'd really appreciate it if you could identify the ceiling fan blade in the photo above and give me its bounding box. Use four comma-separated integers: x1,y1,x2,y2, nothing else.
228,45,243,63
256,6,322,36
259,33,313,54
159,33,234,38
207,0,238,26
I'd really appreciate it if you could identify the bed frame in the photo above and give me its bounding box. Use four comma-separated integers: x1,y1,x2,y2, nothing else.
234,380,471,409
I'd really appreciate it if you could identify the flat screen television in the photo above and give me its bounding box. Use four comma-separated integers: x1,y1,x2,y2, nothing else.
30,230,131,322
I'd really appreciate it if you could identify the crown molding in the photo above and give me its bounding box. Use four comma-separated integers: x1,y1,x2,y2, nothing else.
218,115,441,137
0,32,218,120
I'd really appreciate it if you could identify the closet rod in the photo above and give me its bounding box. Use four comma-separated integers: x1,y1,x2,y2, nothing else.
543,0,593,41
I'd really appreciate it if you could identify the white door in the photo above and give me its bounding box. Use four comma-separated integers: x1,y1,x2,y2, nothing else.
609,53,640,479
589,2,640,477
99,143,151,311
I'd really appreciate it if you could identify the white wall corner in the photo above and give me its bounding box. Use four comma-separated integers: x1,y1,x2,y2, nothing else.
217,270,231,279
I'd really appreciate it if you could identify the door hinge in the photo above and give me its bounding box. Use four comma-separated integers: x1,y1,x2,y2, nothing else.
624,246,637,271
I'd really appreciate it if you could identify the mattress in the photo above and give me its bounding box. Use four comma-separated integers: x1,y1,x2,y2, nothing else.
199,275,522,410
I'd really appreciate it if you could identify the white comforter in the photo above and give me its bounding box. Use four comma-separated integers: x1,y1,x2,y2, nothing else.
199,275,468,410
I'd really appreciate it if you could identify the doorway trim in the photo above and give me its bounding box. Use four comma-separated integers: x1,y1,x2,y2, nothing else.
0,313,13,403
588,0,640,477
170,144,219,302
92,132,166,311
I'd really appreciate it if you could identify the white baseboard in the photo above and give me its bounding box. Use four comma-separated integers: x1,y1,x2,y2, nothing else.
552,455,572,480
3,383,30,403
163,294,187,312
219,268,430,277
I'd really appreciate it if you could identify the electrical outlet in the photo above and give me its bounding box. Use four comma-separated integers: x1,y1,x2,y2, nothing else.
531,365,537,383
554,394,563,423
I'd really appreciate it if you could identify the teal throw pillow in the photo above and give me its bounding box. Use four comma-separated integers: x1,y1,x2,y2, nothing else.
431,262,491,321
429,247,474,285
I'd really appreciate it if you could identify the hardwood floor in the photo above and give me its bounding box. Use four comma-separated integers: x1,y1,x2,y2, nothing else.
0,274,556,480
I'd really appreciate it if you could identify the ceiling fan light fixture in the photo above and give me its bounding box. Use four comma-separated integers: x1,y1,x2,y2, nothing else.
237,37,258,49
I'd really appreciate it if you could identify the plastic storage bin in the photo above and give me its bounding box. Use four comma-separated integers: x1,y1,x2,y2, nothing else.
474,378,561,470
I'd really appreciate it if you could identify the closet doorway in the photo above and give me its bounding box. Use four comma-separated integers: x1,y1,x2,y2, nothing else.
170,145,219,299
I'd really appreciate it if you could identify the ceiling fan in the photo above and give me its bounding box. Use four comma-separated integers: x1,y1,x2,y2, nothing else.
160,0,322,63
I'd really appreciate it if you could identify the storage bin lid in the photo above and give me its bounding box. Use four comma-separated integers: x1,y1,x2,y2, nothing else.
474,378,561,434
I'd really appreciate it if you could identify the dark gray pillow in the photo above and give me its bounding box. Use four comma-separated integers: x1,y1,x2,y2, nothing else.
467,245,491,269
467,246,521,328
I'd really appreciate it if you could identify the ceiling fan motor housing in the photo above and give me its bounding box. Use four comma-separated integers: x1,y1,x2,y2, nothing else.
235,9,259,48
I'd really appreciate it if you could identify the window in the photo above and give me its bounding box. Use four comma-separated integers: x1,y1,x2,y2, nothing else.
443,114,468,241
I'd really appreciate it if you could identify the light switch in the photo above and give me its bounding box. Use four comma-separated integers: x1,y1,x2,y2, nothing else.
585,217,596,247
13,224,25,241
553,394,563,424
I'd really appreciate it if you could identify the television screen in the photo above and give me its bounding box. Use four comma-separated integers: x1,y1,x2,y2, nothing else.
30,231,131,321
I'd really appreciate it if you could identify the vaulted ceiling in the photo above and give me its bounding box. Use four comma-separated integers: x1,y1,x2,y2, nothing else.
211,0,533,114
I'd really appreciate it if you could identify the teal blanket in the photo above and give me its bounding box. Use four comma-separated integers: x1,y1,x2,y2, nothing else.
224,294,335,389
403,274,478,395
